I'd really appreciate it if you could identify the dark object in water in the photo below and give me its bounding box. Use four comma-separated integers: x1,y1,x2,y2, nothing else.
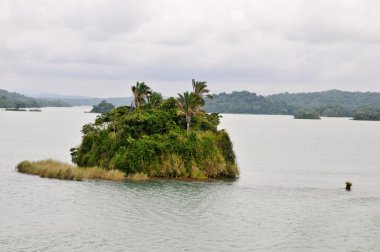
29,109,42,112
345,180,352,191
5,108,27,112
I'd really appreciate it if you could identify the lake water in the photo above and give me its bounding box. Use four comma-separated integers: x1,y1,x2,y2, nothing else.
1,107,379,251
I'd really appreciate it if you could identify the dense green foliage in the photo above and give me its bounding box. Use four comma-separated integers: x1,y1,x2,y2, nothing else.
71,82,238,179
352,108,380,121
293,110,321,120
268,90,380,111
90,100,115,114
314,105,351,117
131,82,153,108
205,90,380,117
205,91,292,114
0,89,69,108
29,89,380,118
176,91,204,133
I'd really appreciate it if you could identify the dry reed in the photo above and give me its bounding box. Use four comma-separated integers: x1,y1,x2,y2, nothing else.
126,172,149,181
16,160,126,181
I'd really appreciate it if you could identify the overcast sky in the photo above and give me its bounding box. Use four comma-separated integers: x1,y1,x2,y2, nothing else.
1,0,380,97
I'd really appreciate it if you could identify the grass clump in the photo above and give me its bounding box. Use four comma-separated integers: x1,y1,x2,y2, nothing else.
16,160,126,181
127,172,149,181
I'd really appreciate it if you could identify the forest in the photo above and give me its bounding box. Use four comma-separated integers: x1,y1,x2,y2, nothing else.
0,89,69,108
204,89,380,117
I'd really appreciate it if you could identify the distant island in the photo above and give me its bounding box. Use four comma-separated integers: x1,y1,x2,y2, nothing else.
38,96,133,107
17,80,239,181
89,100,115,114
0,89,69,109
204,90,380,118
5,108,27,112
293,110,321,120
5,88,380,120
4,108,42,112
352,108,380,121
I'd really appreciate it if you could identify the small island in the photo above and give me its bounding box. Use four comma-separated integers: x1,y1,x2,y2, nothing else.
352,108,380,121
1,89,70,109
89,100,115,114
5,108,27,112
293,110,321,120
17,80,239,181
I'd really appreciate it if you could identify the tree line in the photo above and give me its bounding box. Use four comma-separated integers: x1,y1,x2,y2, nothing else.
204,89,380,118
128,79,213,134
0,89,69,108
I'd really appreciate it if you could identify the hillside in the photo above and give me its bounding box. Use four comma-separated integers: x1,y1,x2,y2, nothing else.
205,91,293,114
205,90,380,116
267,90,380,111
40,96,133,107
0,89,69,108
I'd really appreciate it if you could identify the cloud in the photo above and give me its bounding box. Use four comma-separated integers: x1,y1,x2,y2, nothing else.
0,0,380,97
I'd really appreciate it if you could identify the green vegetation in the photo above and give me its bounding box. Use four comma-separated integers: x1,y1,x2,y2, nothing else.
205,90,380,117
176,92,203,134
16,160,126,181
267,90,380,111
30,89,380,117
205,91,292,115
352,108,380,121
316,105,351,117
192,79,213,102
41,97,134,107
90,100,115,114
293,110,321,120
0,89,70,108
131,82,153,108
71,80,238,179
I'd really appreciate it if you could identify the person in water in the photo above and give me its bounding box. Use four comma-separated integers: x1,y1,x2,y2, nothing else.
345,180,352,191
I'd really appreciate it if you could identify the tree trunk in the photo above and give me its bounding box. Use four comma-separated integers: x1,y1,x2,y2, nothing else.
186,115,191,135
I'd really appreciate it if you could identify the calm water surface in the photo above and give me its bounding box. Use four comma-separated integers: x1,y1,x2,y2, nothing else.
1,107,379,251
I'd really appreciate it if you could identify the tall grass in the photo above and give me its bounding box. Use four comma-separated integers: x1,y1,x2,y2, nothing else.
127,172,149,181
16,160,126,181
16,158,235,182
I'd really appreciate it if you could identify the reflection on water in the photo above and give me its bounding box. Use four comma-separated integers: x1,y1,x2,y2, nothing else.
1,108,379,251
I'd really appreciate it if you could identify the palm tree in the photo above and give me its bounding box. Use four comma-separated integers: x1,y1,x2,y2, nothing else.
192,79,213,104
176,92,203,134
131,82,152,109
147,92,163,108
